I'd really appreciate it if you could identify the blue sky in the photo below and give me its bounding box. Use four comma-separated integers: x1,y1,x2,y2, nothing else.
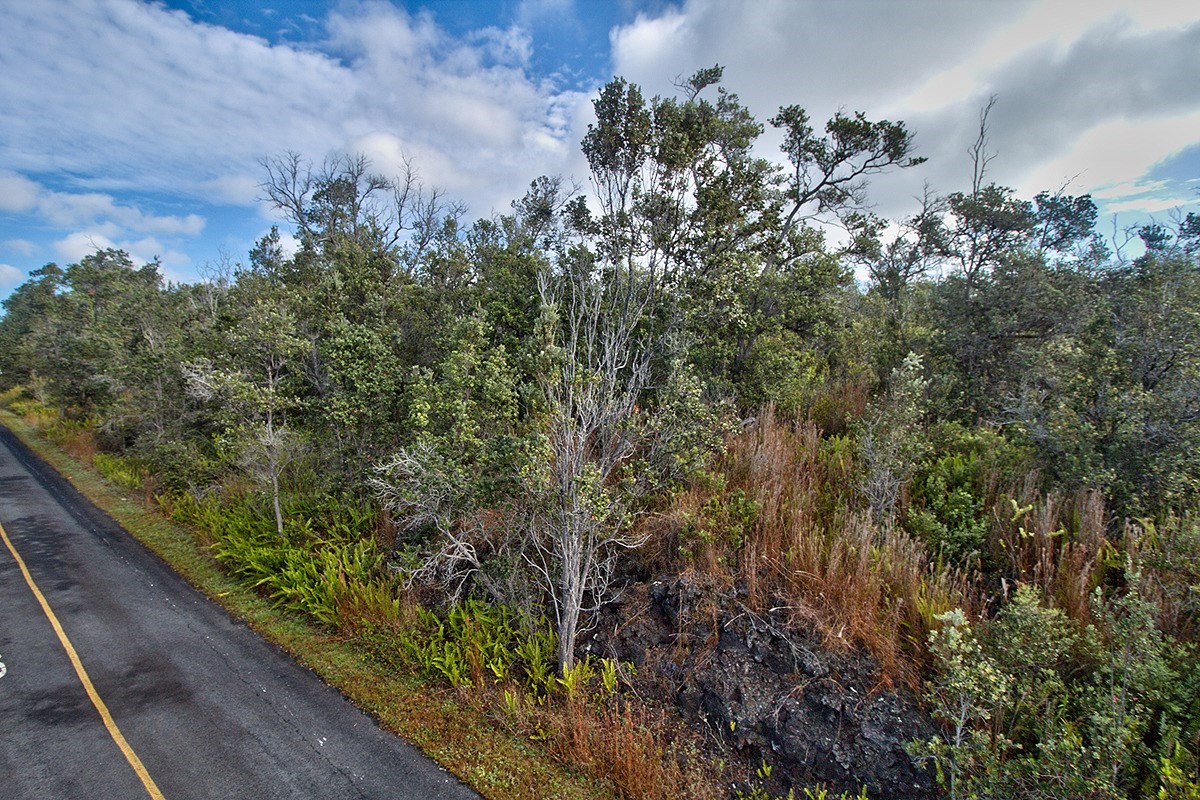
1,0,1198,294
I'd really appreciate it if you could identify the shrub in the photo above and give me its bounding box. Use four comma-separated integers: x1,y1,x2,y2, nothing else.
907,451,988,566
913,577,1200,800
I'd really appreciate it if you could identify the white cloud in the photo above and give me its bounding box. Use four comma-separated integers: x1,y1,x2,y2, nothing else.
517,0,573,27
53,230,189,271
54,231,119,263
1016,113,1200,203
1105,195,1197,215
277,230,300,260
0,0,351,200
0,0,592,222
35,190,206,236
3,0,1198,289
0,263,24,287
1,170,207,236
612,0,1018,119
0,171,40,212
201,174,262,206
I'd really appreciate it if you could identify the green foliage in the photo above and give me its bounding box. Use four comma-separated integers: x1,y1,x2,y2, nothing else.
403,310,526,502
170,491,393,628
266,540,385,626
5,64,1200,800
135,435,222,494
679,484,759,563
906,424,1025,568
396,599,560,695
913,577,1200,800
738,332,829,416
1157,740,1200,800
0,385,27,407
1084,573,1178,795
909,608,1010,800
1135,513,1200,639
41,415,96,447
635,353,734,495
392,595,631,708
93,452,146,492
907,450,986,565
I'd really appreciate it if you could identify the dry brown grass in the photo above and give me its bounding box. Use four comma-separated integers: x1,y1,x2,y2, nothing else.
808,373,873,436
334,574,727,800
1123,515,1200,640
653,408,978,687
51,422,99,464
493,689,723,800
554,701,719,800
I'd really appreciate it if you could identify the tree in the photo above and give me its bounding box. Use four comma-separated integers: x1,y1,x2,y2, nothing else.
528,254,658,673
517,68,927,670
0,263,64,390
16,250,163,417
256,152,466,484
185,285,305,536
370,311,526,603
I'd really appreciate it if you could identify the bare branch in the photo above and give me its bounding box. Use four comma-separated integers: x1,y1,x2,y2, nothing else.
969,96,998,196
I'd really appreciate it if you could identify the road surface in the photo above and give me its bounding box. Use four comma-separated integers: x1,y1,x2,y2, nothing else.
0,426,482,800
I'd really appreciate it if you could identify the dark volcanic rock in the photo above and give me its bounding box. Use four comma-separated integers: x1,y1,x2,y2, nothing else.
587,575,937,799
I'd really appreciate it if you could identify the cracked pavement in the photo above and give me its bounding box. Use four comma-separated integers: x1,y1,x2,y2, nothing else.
0,427,482,799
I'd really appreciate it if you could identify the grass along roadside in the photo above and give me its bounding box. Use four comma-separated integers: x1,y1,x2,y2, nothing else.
0,410,607,800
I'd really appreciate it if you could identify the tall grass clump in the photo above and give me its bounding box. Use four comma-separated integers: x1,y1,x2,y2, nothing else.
987,485,1111,627
657,408,977,684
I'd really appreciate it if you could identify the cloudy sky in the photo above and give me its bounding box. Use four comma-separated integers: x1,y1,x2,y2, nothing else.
1,0,1197,293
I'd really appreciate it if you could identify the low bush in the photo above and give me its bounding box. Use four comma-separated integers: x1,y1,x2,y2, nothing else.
912,579,1199,800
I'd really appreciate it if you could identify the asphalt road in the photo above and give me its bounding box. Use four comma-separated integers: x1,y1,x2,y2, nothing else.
0,427,482,800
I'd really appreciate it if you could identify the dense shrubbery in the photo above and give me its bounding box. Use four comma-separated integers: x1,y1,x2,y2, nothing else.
3,66,1198,799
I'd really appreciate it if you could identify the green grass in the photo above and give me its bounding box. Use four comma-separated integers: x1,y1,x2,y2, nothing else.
0,411,608,800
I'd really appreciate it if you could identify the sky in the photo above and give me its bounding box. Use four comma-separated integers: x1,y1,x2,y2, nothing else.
1,0,1198,294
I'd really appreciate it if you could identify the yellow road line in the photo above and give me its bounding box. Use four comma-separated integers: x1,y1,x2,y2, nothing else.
0,520,166,800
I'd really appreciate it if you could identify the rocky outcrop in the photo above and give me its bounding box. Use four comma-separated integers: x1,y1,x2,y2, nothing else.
586,576,938,799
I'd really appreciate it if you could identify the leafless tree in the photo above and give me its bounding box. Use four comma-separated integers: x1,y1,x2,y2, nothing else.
968,96,999,197
526,262,657,673
258,150,460,264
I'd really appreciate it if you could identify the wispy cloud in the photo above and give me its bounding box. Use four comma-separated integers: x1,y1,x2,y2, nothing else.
0,0,1196,289
53,230,189,273
0,170,206,264
2,239,36,257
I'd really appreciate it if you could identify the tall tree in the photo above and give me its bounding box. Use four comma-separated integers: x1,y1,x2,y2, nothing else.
185,280,306,536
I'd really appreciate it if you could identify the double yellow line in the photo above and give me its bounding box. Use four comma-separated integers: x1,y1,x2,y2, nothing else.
0,520,166,800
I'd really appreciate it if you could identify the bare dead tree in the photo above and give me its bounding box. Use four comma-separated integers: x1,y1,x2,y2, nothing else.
525,263,656,673
194,249,235,324
258,151,313,233
370,442,513,603
257,150,460,265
